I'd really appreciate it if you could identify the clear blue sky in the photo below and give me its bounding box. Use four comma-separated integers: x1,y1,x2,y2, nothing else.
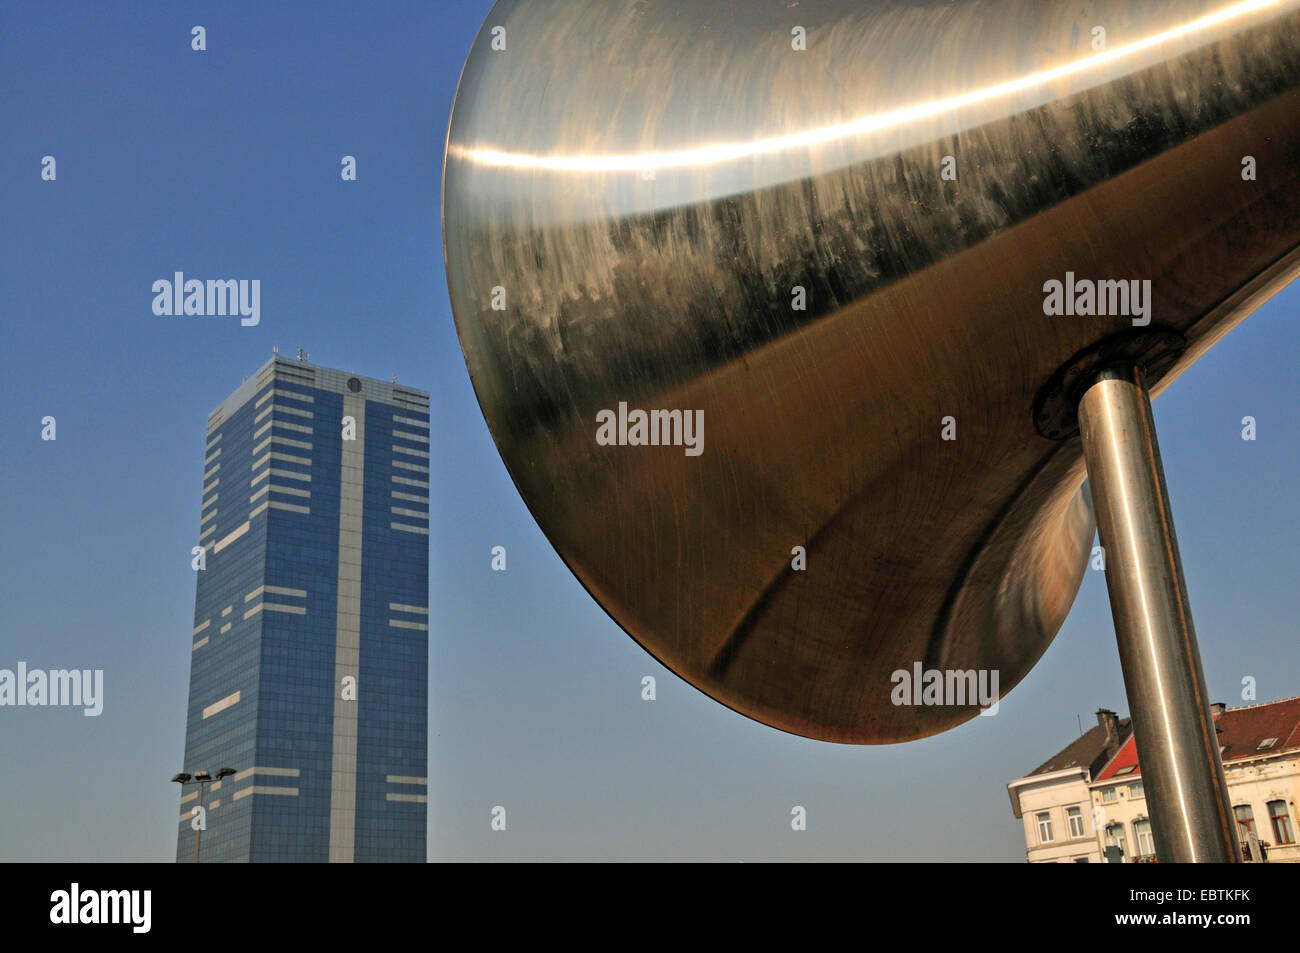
0,0,1296,862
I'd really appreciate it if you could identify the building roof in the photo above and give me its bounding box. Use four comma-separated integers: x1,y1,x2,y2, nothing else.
1094,734,1140,782
1217,695,1300,763
1008,713,1132,816
1094,696,1300,782
1029,718,1130,777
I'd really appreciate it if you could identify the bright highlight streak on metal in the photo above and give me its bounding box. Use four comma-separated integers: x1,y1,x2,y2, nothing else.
458,0,1279,173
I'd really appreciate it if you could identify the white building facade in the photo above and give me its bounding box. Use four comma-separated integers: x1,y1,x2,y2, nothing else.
1012,698,1300,862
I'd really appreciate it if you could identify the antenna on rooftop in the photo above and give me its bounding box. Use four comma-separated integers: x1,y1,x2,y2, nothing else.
298,348,309,362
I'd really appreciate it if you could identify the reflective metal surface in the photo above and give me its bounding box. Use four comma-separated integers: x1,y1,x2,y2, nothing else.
1078,365,1239,863
443,0,1300,743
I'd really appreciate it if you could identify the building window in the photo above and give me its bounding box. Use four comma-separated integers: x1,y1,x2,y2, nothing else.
1134,819,1155,858
1106,823,1128,860
1234,804,1256,838
1101,787,1117,803
1067,806,1085,838
1268,801,1294,845
1036,812,1053,843
1129,782,1144,799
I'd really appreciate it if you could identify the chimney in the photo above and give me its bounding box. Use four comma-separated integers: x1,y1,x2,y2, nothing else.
1096,708,1121,756
1210,702,1226,719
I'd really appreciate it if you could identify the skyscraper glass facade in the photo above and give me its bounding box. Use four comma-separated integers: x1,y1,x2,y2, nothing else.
177,356,429,862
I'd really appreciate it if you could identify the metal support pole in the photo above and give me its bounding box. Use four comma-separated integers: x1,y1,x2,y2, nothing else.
1077,363,1239,863
194,780,205,864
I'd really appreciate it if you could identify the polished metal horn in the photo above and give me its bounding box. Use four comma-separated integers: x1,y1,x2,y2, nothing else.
443,0,1300,862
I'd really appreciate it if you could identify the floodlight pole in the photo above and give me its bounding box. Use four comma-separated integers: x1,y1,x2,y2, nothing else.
172,767,233,863
1076,363,1239,863
193,779,206,864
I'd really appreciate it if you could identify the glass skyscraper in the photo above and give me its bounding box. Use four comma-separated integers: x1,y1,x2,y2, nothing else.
177,355,429,862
